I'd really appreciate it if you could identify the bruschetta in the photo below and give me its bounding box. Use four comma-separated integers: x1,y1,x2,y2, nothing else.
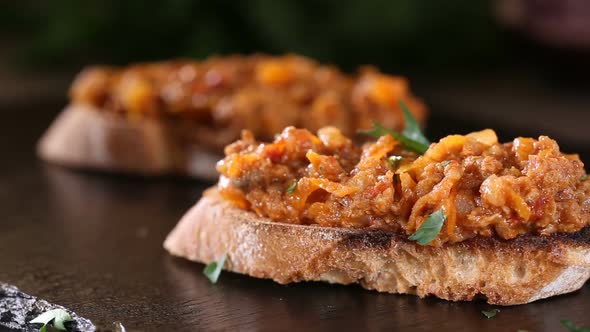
38,54,426,179
164,116,590,305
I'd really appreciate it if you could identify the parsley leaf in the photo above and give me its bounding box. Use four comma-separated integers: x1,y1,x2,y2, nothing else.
561,320,590,332
30,308,72,332
408,208,447,245
359,121,429,155
388,155,403,168
400,101,430,146
286,181,297,194
481,308,500,319
358,102,430,154
203,253,227,283
581,174,588,182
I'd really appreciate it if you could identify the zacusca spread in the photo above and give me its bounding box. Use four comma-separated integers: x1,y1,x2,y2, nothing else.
69,54,426,151
217,126,590,245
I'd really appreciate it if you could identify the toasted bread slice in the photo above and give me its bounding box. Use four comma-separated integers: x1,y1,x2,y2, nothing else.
37,105,220,179
164,187,590,305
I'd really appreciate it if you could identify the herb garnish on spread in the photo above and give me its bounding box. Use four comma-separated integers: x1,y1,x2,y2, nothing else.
408,207,447,245
217,111,590,246
359,101,430,154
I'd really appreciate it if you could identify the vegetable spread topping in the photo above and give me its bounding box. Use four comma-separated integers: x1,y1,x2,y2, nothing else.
69,54,426,150
217,125,590,245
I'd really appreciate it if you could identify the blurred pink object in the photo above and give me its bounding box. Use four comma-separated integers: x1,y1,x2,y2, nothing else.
497,0,590,48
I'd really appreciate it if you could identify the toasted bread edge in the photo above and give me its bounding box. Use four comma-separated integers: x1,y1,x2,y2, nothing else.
37,105,220,180
164,187,590,305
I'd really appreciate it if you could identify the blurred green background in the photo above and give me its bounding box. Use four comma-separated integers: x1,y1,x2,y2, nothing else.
4,0,590,81
0,0,527,73
1,0,590,156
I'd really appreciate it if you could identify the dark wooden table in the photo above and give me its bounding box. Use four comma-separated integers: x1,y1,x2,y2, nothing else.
1,98,590,332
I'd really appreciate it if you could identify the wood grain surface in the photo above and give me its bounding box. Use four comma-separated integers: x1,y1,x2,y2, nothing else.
1,100,590,331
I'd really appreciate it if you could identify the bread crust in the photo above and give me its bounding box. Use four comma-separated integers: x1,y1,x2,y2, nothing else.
37,105,220,180
164,187,590,305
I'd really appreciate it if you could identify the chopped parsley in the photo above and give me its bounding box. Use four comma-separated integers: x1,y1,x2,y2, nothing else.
400,101,430,147
286,181,297,194
358,101,430,154
481,308,500,319
30,308,73,332
408,208,447,245
561,320,590,332
203,254,227,284
388,155,404,168
441,160,451,167
581,174,588,182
